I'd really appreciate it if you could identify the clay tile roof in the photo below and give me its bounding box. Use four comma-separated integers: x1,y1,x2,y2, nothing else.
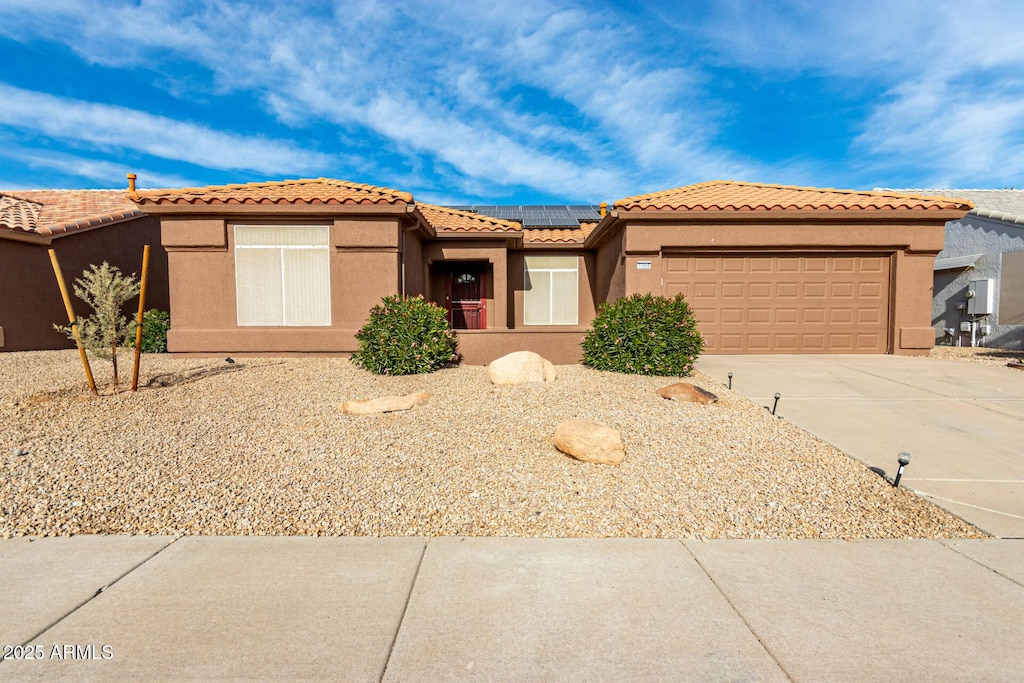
133,177,414,206
417,203,522,233
881,188,1024,226
0,189,143,237
524,221,598,244
615,180,974,212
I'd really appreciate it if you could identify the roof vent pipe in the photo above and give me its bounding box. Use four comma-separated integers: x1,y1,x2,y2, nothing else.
599,201,607,217
127,173,137,193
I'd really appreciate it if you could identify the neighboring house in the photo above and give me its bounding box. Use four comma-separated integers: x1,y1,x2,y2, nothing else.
0,189,168,352
132,178,969,363
894,189,1024,350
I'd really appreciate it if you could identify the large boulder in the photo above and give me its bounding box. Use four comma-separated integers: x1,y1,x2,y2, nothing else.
656,382,718,404
340,392,430,415
553,419,625,465
487,351,556,385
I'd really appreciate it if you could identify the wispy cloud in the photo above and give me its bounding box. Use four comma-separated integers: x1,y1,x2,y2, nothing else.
1,0,1022,194
0,84,330,175
0,144,197,189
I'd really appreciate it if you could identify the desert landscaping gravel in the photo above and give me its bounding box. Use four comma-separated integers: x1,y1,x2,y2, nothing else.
1,351,986,539
926,346,1024,368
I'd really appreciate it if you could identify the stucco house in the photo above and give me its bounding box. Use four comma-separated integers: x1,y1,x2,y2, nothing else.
913,190,1024,350
0,189,168,352
131,178,970,364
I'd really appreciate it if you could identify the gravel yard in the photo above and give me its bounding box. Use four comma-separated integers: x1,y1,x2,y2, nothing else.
1,351,985,539
928,345,1024,367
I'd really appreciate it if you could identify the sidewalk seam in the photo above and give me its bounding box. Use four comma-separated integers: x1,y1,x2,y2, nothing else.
378,537,428,683
681,540,795,682
941,542,1024,589
15,536,180,649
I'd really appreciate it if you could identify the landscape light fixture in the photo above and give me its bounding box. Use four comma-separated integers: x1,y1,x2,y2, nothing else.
893,452,911,488
771,392,781,415
728,372,733,390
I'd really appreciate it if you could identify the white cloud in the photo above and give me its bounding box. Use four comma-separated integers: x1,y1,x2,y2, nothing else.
0,84,330,175
0,145,197,189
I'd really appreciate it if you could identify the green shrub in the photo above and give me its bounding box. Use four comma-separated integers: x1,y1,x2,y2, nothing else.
141,309,170,353
581,293,704,376
54,262,141,389
352,294,459,375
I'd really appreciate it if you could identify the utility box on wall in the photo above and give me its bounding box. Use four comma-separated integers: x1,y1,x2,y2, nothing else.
967,278,994,315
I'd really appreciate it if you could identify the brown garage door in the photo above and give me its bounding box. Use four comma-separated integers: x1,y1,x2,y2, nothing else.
663,254,891,353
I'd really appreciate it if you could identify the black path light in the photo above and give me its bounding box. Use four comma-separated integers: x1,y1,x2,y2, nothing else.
771,392,781,415
893,452,911,488
727,372,733,390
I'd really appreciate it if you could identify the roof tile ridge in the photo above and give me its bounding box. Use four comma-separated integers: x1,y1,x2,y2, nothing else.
323,177,415,203
418,202,522,229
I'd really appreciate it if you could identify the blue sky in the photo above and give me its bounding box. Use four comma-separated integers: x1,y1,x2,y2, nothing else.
1,0,1022,204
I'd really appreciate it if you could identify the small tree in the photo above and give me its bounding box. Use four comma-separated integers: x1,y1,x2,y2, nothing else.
55,262,141,389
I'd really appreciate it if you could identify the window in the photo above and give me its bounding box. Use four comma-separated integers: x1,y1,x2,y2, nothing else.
234,225,331,326
524,255,578,325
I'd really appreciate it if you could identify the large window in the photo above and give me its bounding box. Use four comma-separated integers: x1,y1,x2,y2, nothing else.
234,225,331,326
524,255,579,325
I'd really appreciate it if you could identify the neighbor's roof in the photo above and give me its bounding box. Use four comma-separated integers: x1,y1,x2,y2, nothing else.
616,181,974,212
0,189,143,237
133,178,414,206
881,189,1024,226
416,203,522,233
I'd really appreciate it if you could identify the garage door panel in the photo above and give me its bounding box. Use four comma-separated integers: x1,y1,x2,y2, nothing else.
663,253,890,353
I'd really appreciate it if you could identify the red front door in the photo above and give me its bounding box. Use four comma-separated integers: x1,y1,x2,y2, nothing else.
446,265,486,330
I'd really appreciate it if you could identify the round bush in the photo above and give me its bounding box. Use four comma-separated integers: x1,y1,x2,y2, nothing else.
581,293,704,376
352,294,459,375
140,309,170,353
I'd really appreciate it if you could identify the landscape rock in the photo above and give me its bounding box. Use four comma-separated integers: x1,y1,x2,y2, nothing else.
553,419,625,465
340,392,430,415
656,382,718,404
487,351,556,385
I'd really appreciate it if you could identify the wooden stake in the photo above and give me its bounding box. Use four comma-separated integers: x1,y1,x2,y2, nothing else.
49,249,97,395
131,245,151,391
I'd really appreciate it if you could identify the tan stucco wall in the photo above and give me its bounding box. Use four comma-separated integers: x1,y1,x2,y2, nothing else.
455,330,584,365
163,216,403,353
594,227,625,306
0,216,168,352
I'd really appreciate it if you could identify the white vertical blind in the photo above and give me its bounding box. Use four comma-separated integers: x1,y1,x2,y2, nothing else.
234,226,331,326
524,269,551,325
524,255,578,325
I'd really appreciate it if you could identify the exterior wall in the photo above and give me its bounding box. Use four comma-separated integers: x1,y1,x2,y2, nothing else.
594,227,625,305
618,218,946,355
455,330,584,364
164,216,401,353
933,216,1024,349
0,216,168,352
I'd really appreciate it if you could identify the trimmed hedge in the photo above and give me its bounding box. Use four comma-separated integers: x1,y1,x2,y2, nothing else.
581,293,704,376
352,294,459,375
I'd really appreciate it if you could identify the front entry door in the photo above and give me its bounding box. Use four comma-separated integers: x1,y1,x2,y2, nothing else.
446,265,486,330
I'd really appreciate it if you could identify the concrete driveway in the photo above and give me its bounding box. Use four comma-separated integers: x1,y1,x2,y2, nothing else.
696,355,1024,538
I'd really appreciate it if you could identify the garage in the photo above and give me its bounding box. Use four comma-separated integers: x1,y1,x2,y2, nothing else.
600,181,972,356
663,253,891,353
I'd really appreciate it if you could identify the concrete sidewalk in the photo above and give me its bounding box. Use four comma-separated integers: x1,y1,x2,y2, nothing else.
1,536,1022,681
696,355,1024,538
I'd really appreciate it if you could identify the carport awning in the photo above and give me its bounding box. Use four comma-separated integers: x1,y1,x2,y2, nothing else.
934,254,981,271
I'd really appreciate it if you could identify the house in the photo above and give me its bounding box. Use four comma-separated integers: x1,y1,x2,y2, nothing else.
910,190,1023,350
0,188,168,352
132,178,970,363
